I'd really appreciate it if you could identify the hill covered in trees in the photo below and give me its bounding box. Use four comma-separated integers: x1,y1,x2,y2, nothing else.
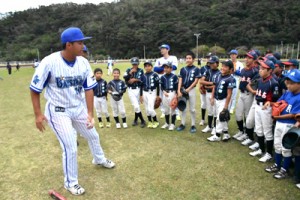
0,0,299,61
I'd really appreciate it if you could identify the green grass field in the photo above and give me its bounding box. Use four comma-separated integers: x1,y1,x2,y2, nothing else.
0,62,300,200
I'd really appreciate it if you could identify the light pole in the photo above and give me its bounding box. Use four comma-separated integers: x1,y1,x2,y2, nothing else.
194,33,201,60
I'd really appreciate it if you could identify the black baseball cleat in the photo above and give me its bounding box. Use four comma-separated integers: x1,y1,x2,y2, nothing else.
140,121,146,128
132,120,138,126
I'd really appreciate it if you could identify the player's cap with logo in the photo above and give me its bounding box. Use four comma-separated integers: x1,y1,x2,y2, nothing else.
264,55,277,64
144,60,153,66
83,45,88,52
229,49,238,55
273,52,281,60
259,59,275,69
61,27,92,44
282,59,299,69
221,59,234,69
162,62,173,68
246,50,258,60
283,69,300,83
207,56,219,63
130,57,140,65
159,44,170,50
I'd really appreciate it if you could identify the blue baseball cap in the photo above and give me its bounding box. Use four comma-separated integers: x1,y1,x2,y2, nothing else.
273,52,281,60
259,59,275,69
83,45,88,52
61,27,92,44
283,69,300,83
275,60,284,68
265,55,277,65
159,44,170,50
246,50,258,60
207,56,219,63
229,49,238,55
282,59,299,69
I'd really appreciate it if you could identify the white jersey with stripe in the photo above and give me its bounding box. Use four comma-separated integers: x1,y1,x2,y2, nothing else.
155,55,178,72
30,51,97,108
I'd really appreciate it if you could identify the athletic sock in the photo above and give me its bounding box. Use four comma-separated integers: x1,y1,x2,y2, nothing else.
114,117,119,123
246,128,254,140
122,117,126,123
257,136,265,153
237,120,244,132
266,140,273,156
213,117,217,128
208,115,213,128
165,114,170,124
201,108,206,121
153,116,158,122
137,112,145,123
106,117,110,122
171,114,176,124
147,116,152,122
275,153,283,168
98,117,102,122
295,156,300,182
134,112,138,121
282,156,292,171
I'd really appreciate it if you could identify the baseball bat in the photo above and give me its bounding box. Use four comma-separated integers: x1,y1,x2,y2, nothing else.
48,190,67,200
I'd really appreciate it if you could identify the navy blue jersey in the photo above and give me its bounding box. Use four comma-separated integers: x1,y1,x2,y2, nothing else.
141,71,160,90
93,79,107,97
178,65,201,89
239,67,259,92
213,73,236,100
160,73,178,91
107,79,127,94
123,67,144,88
200,64,210,77
277,91,300,124
203,69,221,92
255,76,279,103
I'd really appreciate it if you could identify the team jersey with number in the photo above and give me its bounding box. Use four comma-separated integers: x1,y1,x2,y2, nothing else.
239,67,259,92
277,91,300,124
213,73,236,100
255,75,279,103
154,56,178,73
178,65,201,89
30,52,96,108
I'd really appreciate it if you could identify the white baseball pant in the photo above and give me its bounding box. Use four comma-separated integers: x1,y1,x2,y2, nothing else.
245,96,256,129
274,121,294,157
229,75,240,111
94,96,109,118
200,93,207,109
107,65,113,75
181,88,196,126
128,88,141,113
143,90,157,117
215,99,229,134
162,91,176,116
45,102,107,188
206,92,216,117
110,97,126,118
235,92,254,121
255,103,273,141
158,74,165,114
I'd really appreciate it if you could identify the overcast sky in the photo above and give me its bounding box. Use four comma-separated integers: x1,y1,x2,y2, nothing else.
0,0,114,13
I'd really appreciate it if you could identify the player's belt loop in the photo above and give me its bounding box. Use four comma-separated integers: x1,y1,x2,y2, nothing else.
256,101,264,106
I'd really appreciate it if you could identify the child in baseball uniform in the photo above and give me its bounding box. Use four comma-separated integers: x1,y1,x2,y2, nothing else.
107,68,128,129
123,57,146,128
93,68,111,128
265,69,300,179
207,60,236,142
140,60,160,128
160,62,179,131
177,52,201,133
248,59,280,162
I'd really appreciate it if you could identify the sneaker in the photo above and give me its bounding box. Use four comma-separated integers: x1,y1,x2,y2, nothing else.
274,168,288,179
176,115,181,121
207,135,221,142
259,153,272,163
230,109,234,114
296,183,300,189
123,123,128,128
160,113,165,119
190,126,197,134
211,128,216,135
168,124,175,131
249,142,259,150
152,121,159,128
222,134,231,142
161,123,169,129
241,138,253,146
147,122,153,128
199,120,205,126
233,131,243,139
65,184,85,196
236,133,248,141
249,149,262,157
93,159,115,169
116,123,121,129
202,125,212,133
176,124,186,131
265,163,280,173
106,122,111,128
140,121,146,128
98,122,104,128
132,120,138,126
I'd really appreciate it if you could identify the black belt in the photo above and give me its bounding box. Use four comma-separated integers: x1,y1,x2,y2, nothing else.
240,90,250,94
144,89,155,92
165,90,175,92
128,86,138,89
256,101,265,105
215,97,225,100
96,95,105,97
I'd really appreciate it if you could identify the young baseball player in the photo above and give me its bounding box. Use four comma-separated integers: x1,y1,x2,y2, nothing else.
107,57,113,76
107,68,128,129
248,59,280,162
207,60,236,141
30,27,115,196
233,50,259,146
265,69,300,179
160,62,179,131
154,44,179,119
123,57,146,128
229,49,244,114
93,68,111,128
282,59,299,73
177,52,201,133
140,60,160,128
199,56,221,135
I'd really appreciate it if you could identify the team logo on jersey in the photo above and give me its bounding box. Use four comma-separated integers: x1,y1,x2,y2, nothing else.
56,75,83,89
33,75,40,84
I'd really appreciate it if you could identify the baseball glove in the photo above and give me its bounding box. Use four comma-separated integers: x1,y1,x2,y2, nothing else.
272,100,288,117
219,108,230,122
111,91,122,101
154,96,162,109
177,96,187,111
170,96,178,109
180,87,189,99
249,78,259,90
